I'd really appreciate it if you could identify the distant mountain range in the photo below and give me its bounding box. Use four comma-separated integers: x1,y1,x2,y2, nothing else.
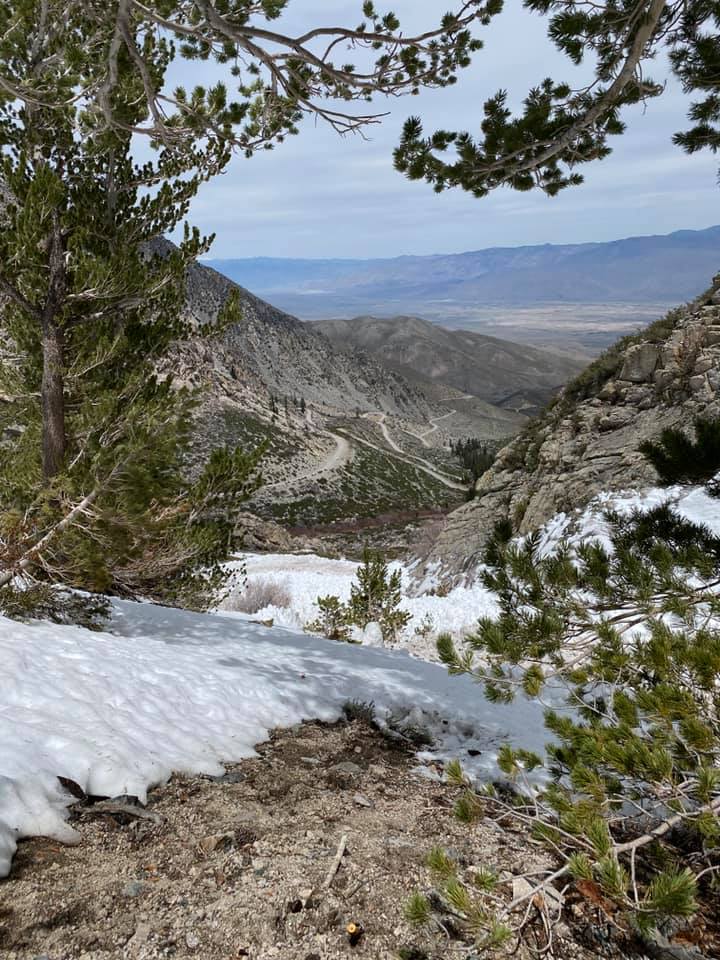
207,226,720,326
313,315,584,414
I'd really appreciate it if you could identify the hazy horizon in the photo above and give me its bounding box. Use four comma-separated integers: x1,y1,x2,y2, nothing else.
204,223,720,264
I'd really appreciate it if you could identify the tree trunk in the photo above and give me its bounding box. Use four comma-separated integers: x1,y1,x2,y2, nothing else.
41,315,66,479
41,212,67,480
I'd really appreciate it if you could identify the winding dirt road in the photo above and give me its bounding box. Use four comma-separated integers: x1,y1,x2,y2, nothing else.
353,413,467,491
264,433,352,490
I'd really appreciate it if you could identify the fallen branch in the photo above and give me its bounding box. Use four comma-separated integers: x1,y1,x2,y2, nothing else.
0,485,103,589
321,833,348,892
82,800,164,825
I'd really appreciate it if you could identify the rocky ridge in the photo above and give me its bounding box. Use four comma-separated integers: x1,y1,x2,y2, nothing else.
414,275,720,581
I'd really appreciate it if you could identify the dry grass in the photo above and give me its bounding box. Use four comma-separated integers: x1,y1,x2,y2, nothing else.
223,577,292,614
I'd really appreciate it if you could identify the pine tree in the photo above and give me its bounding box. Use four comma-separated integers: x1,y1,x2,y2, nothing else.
640,416,720,486
0,5,263,614
305,595,352,643
307,550,411,644
347,549,411,642
394,0,720,199
0,3,489,160
436,489,720,933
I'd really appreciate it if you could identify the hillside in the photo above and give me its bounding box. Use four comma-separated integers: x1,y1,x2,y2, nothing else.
411,272,720,582
207,225,720,318
313,315,584,414
173,255,525,531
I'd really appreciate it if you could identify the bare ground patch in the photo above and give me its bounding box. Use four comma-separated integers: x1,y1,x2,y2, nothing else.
0,718,692,960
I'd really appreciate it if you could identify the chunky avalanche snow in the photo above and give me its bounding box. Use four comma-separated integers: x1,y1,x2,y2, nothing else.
0,599,547,878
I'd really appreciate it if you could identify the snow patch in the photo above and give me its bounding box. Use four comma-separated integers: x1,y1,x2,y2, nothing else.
0,599,547,878
223,553,499,660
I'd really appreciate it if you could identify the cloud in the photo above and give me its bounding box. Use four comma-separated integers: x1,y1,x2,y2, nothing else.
164,0,719,258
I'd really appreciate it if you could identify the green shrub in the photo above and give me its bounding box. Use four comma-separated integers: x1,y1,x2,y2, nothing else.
640,416,720,486
305,594,352,642
0,583,110,629
438,502,720,937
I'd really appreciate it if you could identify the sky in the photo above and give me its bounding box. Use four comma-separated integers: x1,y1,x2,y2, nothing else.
167,0,719,260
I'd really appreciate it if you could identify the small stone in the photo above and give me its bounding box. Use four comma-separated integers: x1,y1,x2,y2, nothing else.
186,932,200,950
199,832,237,854
642,929,705,960
327,761,363,788
121,880,148,898
353,793,373,808
210,770,246,784
512,877,534,903
300,756,320,766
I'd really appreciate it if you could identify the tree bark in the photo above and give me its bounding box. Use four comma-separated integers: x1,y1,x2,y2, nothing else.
41,212,67,480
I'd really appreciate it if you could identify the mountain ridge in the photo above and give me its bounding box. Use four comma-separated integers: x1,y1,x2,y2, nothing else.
206,225,720,312
312,314,584,414
411,275,720,584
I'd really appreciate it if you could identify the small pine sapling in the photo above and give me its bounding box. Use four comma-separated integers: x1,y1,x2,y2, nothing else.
347,549,411,642
306,595,352,642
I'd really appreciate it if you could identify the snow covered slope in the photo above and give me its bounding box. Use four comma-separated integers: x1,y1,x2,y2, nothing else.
224,553,499,660
224,477,720,657
0,599,547,879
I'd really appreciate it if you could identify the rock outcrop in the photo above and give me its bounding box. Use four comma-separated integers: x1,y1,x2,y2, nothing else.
414,276,720,582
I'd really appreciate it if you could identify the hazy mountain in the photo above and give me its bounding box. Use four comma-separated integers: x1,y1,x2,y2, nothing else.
313,315,584,413
206,226,720,324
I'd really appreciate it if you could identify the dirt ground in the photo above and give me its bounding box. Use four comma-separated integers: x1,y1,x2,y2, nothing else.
0,716,715,960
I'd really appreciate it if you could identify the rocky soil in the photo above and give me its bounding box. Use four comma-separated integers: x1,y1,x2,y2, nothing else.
416,276,720,581
0,717,653,960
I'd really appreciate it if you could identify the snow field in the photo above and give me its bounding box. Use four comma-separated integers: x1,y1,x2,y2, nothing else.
222,553,499,660
0,599,549,878
1,478,717,879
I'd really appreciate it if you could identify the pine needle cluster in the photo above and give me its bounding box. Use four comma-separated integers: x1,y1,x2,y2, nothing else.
436,471,720,935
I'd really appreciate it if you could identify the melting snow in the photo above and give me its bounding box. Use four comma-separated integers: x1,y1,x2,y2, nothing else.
223,553,499,661
0,599,546,878
1,477,717,878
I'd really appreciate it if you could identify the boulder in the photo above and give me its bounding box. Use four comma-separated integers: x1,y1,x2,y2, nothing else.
618,343,660,382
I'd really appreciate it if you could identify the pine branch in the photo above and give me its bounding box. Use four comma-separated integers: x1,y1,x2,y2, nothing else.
0,272,41,320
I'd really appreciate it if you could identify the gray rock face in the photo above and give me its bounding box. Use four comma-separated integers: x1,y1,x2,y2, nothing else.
412,280,720,584
618,343,660,382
